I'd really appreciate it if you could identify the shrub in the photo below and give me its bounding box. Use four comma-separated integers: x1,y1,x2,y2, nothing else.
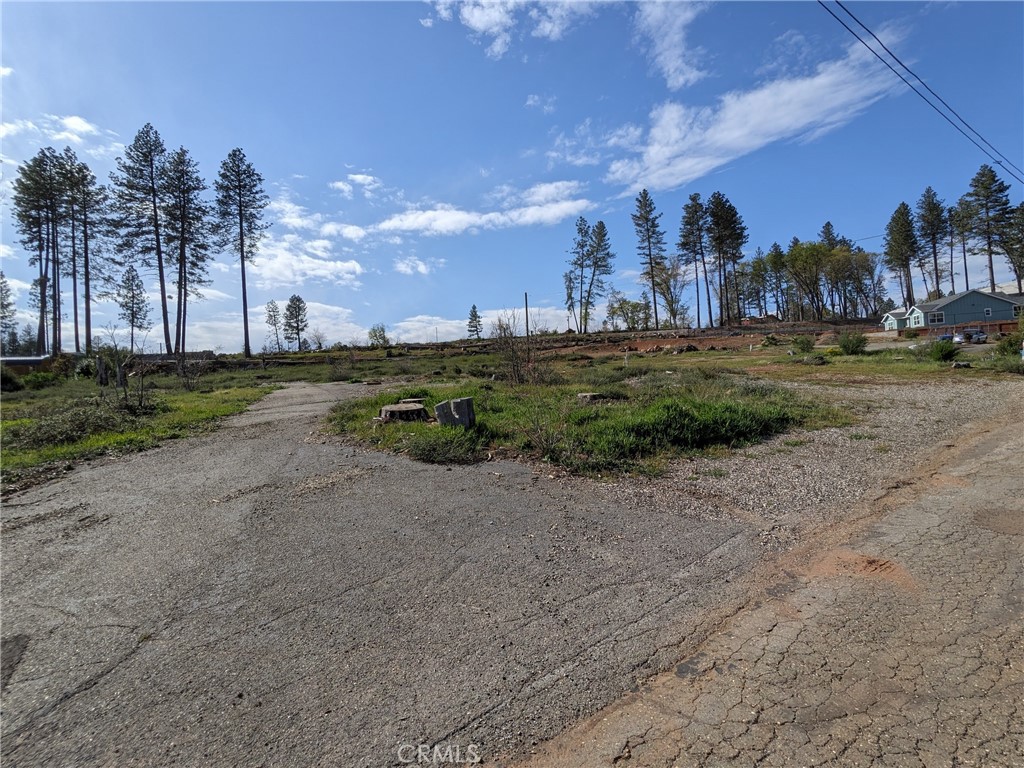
904,329,920,340
837,331,868,355
50,353,76,379
75,358,97,379
761,334,781,347
995,330,1024,358
406,426,483,464
991,356,1024,375
4,398,142,449
929,339,959,362
1,366,24,392
21,371,60,390
791,335,815,353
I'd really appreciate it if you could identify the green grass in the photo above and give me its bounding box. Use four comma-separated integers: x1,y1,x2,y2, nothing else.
329,369,850,474
1,381,271,485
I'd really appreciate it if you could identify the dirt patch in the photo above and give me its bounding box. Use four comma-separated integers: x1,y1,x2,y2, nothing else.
803,547,918,591
973,508,1024,536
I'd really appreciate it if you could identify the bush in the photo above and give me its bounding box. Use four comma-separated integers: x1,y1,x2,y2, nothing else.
904,329,920,340
4,397,142,449
760,334,781,347
406,426,483,464
990,356,1024,375
928,339,959,362
75,358,97,379
995,330,1024,358
837,331,868,355
575,397,794,471
21,371,60,390
791,335,815,353
1,366,24,392
51,353,76,379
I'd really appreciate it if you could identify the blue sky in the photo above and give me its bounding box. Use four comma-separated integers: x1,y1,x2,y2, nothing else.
2,1,1022,351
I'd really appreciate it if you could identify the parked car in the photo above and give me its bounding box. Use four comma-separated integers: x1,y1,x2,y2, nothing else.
936,333,954,342
953,329,988,344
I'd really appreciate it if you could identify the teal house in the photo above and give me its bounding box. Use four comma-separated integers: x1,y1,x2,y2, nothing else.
880,309,909,331
904,290,1024,330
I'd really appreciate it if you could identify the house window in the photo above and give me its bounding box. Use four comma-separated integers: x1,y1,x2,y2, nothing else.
984,307,992,317
927,311,944,325
1014,305,1023,318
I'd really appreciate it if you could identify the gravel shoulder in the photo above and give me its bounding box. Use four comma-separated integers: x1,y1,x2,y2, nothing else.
1,377,1021,767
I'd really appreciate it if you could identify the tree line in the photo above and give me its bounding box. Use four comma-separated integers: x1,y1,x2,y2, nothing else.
6,124,270,357
561,163,1022,331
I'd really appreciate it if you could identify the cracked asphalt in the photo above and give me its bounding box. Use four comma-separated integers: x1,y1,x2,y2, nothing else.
1,381,1021,767
1,382,779,767
512,417,1024,767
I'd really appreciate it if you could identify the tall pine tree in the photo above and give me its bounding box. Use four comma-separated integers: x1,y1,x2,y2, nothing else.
214,148,270,358
965,164,1011,293
916,186,948,298
467,305,483,339
679,193,712,328
632,189,666,330
706,192,748,326
884,202,919,308
283,295,308,350
161,147,213,354
110,124,173,354
115,266,152,353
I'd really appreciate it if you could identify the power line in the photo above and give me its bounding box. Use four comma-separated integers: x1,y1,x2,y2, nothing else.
834,0,1024,179
816,1,1024,186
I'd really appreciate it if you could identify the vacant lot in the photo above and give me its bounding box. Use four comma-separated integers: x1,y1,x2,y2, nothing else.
1,373,1021,767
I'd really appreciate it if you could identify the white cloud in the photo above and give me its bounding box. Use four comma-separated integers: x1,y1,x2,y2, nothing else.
198,287,235,302
0,119,38,139
393,256,446,276
85,141,125,161
606,29,907,194
45,114,101,144
757,29,817,79
268,195,322,231
0,67,12,77
389,314,467,344
517,180,585,206
320,222,368,241
376,181,591,237
525,93,557,114
633,1,708,91
604,123,643,151
1,243,16,261
456,0,521,58
546,119,602,167
528,2,596,41
420,17,434,28
433,1,595,58
329,180,354,198
250,232,364,289
347,173,384,198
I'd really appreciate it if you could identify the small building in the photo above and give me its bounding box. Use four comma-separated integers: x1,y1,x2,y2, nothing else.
880,309,909,331
904,290,1024,330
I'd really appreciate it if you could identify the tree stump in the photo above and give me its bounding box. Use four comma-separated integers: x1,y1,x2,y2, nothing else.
379,403,428,422
434,397,476,428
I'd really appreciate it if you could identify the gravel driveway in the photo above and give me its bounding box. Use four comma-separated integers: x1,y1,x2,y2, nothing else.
1,377,1020,767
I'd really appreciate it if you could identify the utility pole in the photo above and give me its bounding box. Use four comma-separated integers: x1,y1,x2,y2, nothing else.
524,291,531,365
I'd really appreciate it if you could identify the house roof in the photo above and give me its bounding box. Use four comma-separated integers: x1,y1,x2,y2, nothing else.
909,289,1024,314
882,309,908,320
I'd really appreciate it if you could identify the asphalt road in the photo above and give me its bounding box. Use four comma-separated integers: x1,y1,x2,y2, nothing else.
513,417,1024,767
2,381,1020,768
1,382,767,767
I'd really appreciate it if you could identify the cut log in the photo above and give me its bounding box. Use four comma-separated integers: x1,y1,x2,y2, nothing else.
434,397,476,428
379,403,429,422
